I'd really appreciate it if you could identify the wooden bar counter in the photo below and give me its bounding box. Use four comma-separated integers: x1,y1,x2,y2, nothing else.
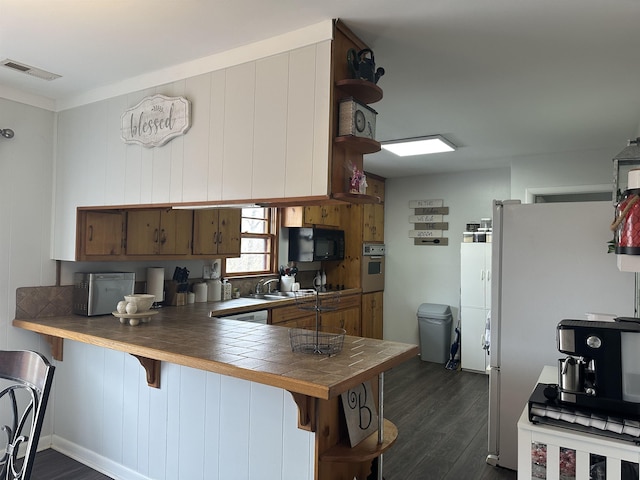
13,302,418,480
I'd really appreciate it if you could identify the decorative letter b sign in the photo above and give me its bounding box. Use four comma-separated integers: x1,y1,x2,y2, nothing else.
121,94,191,148
341,381,379,447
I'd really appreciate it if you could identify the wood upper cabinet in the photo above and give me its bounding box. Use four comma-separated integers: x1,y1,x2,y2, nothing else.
282,205,342,228
362,203,384,242
126,209,193,255
361,291,383,339
365,175,385,203
305,206,341,227
192,209,242,256
80,211,125,257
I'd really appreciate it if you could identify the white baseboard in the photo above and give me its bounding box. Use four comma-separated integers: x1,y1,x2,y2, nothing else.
51,435,152,480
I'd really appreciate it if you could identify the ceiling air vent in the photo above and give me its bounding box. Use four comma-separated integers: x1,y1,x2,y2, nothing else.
0,59,61,81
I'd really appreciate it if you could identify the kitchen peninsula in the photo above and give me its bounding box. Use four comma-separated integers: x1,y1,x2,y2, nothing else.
13,300,417,480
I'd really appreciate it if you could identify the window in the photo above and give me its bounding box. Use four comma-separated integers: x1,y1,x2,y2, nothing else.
225,207,276,275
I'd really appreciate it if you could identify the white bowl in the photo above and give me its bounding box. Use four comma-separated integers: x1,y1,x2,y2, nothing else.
124,294,155,312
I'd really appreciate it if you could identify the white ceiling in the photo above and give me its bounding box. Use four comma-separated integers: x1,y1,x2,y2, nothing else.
1,0,640,178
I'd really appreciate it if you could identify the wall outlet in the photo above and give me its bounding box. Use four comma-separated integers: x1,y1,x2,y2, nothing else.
203,265,212,279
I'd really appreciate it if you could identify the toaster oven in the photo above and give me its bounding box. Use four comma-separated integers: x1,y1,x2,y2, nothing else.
73,272,135,316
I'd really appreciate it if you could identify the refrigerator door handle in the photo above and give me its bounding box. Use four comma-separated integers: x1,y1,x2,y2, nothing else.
487,364,500,465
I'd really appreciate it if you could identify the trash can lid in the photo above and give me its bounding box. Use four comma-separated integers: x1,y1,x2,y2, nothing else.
417,303,452,320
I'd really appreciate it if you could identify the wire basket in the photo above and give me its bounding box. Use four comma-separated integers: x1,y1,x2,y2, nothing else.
293,289,340,312
289,323,346,356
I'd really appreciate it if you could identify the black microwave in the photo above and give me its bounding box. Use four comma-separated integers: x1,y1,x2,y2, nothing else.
288,228,345,262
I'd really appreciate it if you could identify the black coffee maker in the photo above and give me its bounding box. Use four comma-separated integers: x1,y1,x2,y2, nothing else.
556,318,640,418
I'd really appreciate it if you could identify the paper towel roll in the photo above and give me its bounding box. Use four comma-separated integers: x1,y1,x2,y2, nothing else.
146,267,165,304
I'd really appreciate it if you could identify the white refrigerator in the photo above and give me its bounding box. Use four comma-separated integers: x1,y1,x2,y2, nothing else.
487,200,636,470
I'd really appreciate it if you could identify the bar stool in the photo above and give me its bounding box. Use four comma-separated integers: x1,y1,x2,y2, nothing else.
0,350,55,480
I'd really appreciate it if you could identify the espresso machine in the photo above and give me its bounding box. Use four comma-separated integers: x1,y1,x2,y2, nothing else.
555,318,640,418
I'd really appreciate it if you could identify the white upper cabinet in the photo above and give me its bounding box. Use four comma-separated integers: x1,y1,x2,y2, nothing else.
222,62,256,200
52,39,332,261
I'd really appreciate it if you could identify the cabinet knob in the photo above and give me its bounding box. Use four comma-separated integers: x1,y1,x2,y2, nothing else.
88,225,94,242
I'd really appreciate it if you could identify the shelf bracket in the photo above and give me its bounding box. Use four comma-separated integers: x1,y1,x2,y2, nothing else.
289,392,316,432
44,335,64,361
132,355,161,388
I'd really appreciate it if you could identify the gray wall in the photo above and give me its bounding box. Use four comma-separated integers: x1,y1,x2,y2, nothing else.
0,97,57,436
382,146,622,346
383,168,510,344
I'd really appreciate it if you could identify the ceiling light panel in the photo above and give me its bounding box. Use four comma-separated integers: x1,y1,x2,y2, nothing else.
381,135,456,157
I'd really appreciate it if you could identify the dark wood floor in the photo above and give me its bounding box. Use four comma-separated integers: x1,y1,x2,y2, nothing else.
31,448,112,480
383,356,516,480
31,357,516,480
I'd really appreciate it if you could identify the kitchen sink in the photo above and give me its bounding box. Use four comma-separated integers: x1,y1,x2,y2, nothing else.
263,291,297,300
243,292,297,301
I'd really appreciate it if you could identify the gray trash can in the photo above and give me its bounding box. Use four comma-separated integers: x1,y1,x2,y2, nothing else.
417,303,453,364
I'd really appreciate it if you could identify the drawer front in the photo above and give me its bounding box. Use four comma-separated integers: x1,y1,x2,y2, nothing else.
270,294,360,325
271,305,313,325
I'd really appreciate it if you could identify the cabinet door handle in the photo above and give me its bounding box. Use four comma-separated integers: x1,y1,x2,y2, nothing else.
160,229,167,245
487,270,491,282
154,228,159,243
213,231,218,245
217,231,223,245
88,225,93,242
480,270,485,280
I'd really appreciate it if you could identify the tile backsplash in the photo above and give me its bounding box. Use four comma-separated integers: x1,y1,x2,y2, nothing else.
16,286,73,319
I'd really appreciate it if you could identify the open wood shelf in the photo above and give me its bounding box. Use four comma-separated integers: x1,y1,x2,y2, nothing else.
319,419,398,463
335,79,383,104
333,192,381,204
334,135,381,154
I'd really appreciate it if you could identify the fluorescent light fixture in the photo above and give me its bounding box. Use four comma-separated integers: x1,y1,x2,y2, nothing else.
381,135,456,157
172,203,262,209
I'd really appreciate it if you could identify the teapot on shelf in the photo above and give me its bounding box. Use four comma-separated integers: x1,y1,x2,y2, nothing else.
347,48,385,84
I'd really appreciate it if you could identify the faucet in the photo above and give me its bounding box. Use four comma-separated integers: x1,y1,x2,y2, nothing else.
255,278,279,294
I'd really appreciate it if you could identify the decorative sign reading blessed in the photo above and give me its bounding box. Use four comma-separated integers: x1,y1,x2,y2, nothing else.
120,94,191,148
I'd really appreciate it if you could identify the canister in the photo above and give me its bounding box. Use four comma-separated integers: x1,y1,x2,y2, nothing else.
193,282,208,303
463,232,474,243
615,168,640,254
222,280,232,301
207,279,222,302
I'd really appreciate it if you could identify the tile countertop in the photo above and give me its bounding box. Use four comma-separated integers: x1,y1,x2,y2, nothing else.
12,297,418,400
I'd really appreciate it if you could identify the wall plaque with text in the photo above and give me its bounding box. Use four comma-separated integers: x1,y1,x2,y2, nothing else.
121,94,191,148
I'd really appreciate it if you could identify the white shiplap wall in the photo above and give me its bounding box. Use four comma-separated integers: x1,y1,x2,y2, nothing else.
0,98,57,439
52,340,314,480
53,40,331,261
3,44,325,478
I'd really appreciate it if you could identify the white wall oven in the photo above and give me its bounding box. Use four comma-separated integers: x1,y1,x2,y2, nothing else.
361,243,385,292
